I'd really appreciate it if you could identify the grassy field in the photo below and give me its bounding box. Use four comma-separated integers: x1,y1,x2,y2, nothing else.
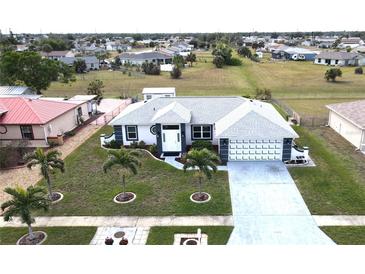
320,227,365,245
36,126,231,216
0,227,96,245
289,126,365,215
146,226,233,245
44,51,365,119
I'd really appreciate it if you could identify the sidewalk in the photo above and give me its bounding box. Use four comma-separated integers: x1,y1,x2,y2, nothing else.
0,215,234,228
313,215,365,226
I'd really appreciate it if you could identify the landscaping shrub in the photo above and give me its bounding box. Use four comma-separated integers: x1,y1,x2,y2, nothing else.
104,140,121,149
255,88,272,100
64,130,76,137
213,55,225,68
129,141,139,149
129,141,146,149
170,66,182,79
142,62,160,75
192,140,213,151
355,67,363,74
227,57,242,66
325,68,342,82
148,144,158,155
237,46,252,58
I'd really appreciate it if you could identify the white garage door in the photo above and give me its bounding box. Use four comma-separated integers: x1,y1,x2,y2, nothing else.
228,139,282,161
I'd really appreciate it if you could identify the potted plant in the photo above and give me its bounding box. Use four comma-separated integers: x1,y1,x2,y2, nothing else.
119,237,128,245
105,237,114,245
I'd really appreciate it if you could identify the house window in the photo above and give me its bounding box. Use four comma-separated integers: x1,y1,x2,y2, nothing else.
335,60,339,65
125,125,138,141
20,125,34,140
146,95,152,100
192,125,212,140
317,58,321,63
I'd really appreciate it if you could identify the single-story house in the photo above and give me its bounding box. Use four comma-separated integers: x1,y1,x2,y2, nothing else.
338,37,364,49
272,47,318,61
0,97,93,147
41,50,75,60
142,87,176,102
105,91,305,163
314,52,365,66
326,100,365,152
59,56,100,71
0,86,36,97
119,51,173,65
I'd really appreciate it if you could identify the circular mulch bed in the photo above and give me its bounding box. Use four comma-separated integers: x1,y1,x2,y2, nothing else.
114,231,126,238
51,192,64,203
113,192,136,204
182,238,199,245
190,192,211,203
16,231,48,245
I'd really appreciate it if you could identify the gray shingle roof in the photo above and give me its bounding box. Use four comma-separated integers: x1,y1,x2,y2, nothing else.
119,51,173,61
327,100,365,129
316,51,362,60
59,56,98,65
110,96,298,139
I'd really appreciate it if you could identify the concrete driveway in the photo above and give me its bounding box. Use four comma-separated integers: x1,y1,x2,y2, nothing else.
227,161,334,245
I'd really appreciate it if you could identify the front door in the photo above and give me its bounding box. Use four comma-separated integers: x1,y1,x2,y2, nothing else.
162,125,181,152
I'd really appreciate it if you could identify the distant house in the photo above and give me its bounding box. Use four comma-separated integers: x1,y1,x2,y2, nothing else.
41,50,75,60
326,100,365,153
272,47,318,61
338,37,364,49
16,44,28,52
314,52,365,66
142,87,176,102
59,56,100,71
0,86,36,97
0,96,94,147
119,51,173,65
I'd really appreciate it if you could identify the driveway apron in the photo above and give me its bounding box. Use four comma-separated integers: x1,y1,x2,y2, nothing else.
227,161,334,244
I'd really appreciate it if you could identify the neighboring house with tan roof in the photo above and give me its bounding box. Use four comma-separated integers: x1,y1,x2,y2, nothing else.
326,100,365,152
41,50,75,60
314,51,365,66
103,88,308,163
0,96,93,147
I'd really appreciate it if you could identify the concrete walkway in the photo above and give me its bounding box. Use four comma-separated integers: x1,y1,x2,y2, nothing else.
313,215,365,226
0,215,233,228
227,161,334,245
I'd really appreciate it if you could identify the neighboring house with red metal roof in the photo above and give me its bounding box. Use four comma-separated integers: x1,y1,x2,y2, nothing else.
0,97,92,147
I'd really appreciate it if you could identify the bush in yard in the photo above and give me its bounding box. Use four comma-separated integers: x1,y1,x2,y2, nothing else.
237,46,252,58
149,144,158,155
104,140,121,149
254,88,272,100
87,79,104,103
213,55,225,68
170,66,182,79
137,141,147,149
192,140,213,151
325,68,342,82
73,58,87,73
227,57,242,66
355,67,363,74
142,62,160,75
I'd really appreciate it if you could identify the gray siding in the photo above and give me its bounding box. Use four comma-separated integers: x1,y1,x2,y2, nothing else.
156,123,162,156
282,138,292,161
219,138,229,164
114,125,123,145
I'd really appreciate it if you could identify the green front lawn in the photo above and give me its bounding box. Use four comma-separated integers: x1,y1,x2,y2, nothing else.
320,226,365,245
146,226,233,245
290,126,365,215
0,227,96,245
37,127,231,216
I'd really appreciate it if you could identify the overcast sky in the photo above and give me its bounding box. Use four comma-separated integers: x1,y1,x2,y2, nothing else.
1,0,364,34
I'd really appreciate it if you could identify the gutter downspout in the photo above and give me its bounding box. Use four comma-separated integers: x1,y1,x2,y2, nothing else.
41,125,48,145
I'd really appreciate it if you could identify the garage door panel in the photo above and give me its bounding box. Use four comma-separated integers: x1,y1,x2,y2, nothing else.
228,139,282,161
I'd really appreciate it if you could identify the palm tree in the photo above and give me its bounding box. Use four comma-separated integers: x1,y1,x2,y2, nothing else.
183,148,219,198
102,148,141,199
186,52,197,67
24,148,65,201
1,186,49,240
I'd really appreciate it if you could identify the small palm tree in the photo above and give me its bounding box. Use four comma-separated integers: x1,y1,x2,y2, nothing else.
183,148,219,198
1,186,49,240
102,148,141,199
24,148,65,201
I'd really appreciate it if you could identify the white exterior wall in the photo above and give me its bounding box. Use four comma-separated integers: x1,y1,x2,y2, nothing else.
328,110,363,149
122,125,156,146
143,93,175,101
314,58,346,66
